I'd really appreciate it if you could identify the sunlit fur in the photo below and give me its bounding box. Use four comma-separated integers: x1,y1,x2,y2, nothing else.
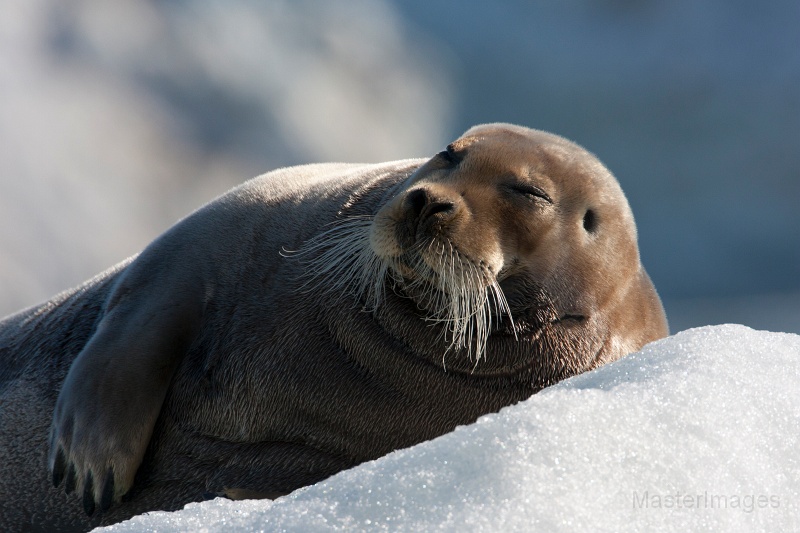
287,216,515,364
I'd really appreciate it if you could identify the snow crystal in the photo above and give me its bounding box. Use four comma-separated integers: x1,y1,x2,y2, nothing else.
97,325,800,532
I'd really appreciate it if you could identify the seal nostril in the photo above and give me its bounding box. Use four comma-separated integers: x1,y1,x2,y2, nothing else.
427,201,455,217
405,188,455,220
405,188,428,218
402,188,458,242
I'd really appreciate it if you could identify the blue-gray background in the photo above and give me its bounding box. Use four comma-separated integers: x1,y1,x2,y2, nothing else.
1,0,798,333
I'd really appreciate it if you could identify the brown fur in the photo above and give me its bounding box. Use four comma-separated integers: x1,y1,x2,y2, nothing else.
0,124,667,531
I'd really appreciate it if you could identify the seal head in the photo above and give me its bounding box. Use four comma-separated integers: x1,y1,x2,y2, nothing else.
305,123,667,378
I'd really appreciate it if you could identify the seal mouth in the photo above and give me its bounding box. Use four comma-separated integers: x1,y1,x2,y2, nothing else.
490,313,586,339
489,317,542,338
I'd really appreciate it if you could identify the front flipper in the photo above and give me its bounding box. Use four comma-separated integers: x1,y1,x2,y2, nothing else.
49,246,206,515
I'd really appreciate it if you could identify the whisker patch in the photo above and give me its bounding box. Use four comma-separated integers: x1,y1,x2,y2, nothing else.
290,216,514,363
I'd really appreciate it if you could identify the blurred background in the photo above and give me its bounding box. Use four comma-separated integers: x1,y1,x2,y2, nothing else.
1,0,798,333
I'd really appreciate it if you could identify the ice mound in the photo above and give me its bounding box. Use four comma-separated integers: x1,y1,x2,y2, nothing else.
98,325,800,532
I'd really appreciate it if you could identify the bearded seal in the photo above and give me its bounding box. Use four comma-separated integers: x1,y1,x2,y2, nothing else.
0,123,668,531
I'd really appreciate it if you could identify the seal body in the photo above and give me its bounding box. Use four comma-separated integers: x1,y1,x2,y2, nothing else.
0,124,668,531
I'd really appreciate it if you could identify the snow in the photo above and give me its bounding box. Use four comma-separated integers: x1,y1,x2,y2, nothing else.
97,324,800,532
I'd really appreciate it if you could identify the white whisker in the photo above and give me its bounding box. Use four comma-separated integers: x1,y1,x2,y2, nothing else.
292,217,515,364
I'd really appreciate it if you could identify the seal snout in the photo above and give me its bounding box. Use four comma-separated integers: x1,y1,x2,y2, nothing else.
398,186,460,248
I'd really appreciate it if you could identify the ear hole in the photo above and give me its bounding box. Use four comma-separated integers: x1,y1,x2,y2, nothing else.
583,209,597,233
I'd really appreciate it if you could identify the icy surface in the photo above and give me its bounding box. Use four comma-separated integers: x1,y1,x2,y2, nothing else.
98,324,800,532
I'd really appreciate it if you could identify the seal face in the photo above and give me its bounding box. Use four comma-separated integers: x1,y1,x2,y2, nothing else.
299,124,665,375
0,124,668,531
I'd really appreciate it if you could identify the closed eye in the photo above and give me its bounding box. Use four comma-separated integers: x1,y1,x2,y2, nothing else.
507,183,553,204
